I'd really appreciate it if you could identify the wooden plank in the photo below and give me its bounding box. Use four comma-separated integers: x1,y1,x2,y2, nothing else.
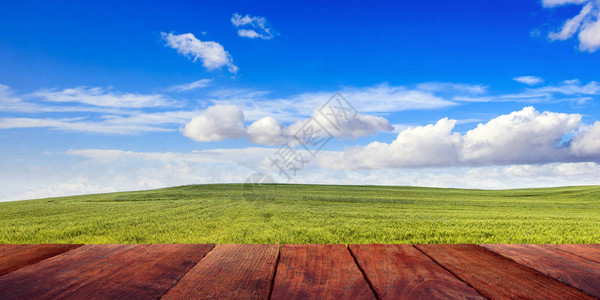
349,244,484,299
482,244,600,298
271,244,375,300
0,244,82,276
0,244,214,299
162,244,279,300
547,244,600,264
415,244,593,300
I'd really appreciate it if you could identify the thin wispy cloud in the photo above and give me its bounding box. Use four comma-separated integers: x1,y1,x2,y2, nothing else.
513,76,544,86
167,79,212,92
161,32,238,73
31,86,176,108
231,13,275,39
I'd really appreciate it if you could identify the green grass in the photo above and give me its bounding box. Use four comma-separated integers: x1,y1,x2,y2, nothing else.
1,184,599,244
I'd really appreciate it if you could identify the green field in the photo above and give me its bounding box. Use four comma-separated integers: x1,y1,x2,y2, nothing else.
1,184,599,244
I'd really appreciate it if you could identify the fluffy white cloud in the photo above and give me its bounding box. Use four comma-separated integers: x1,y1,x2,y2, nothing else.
337,118,463,169
321,107,597,170
513,76,544,85
181,105,246,142
544,0,600,52
31,86,174,108
231,13,275,39
246,116,288,146
182,104,393,145
461,107,581,165
570,121,600,156
161,32,238,73
167,79,212,92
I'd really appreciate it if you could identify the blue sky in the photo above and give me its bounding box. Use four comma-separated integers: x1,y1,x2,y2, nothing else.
1,0,600,200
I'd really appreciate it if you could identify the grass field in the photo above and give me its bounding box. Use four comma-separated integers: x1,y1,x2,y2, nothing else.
1,184,599,244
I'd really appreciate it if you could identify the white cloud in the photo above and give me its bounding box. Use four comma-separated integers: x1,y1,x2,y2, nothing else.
247,116,288,146
455,79,600,103
333,118,463,169
461,107,581,165
544,0,600,52
543,0,588,8
181,105,246,142
513,76,544,85
31,86,174,108
161,32,238,73
320,107,596,170
167,79,212,92
570,121,600,156
0,111,200,134
231,13,275,39
211,83,459,123
182,104,393,145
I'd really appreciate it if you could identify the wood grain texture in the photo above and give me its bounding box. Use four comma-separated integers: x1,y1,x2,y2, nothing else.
162,244,279,300
482,244,600,298
271,244,375,300
548,244,600,264
0,244,214,299
349,244,484,299
0,244,82,276
415,244,593,300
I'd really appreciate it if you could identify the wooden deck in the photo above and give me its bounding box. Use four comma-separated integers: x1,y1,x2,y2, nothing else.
0,244,599,299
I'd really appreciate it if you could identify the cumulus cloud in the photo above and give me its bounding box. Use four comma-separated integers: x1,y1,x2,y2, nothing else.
461,107,581,165
321,107,599,170
161,32,238,73
30,86,174,108
167,79,212,92
513,76,544,85
181,105,246,142
246,116,288,145
181,104,393,145
544,0,600,52
231,13,275,39
570,121,600,156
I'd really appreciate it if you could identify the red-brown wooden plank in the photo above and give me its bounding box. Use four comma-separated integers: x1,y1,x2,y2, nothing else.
162,244,279,300
547,244,600,264
0,244,214,299
271,244,375,300
349,244,484,299
482,244,600,298
415,244,593,300
0,244,82,276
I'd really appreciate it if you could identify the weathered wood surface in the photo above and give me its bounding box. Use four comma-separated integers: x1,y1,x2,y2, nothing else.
0,244,82,276
271,244,375,300
349,244,484,299
0,244,214,299
0,243,599,299
162,244,279,300
415,244,593,300
548,244,600,264
482,244,600,298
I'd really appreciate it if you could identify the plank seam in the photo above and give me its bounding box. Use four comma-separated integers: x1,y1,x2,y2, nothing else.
347,245,380,300
157,244,216,299
549,246,600,265
480,244,599,299
412,245,490,300
267,244,281,300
